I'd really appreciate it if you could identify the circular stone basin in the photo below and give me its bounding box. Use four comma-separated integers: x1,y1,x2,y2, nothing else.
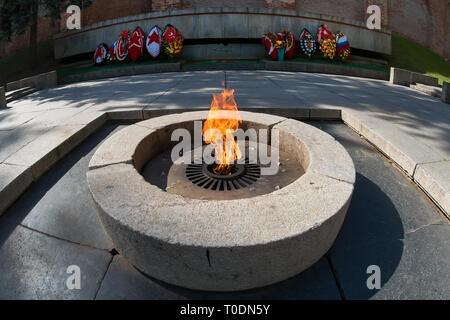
142,142,305,201
87,111,355,292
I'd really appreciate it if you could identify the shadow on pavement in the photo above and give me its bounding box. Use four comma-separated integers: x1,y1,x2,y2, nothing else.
329,173,404,299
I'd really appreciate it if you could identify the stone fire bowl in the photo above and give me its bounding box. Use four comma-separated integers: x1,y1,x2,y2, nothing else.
87,111,355,292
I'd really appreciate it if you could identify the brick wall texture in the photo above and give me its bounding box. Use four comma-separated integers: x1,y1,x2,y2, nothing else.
1,0,449,60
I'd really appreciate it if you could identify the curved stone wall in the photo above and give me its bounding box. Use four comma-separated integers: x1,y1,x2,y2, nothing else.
2,0,448,61
53,8,392,59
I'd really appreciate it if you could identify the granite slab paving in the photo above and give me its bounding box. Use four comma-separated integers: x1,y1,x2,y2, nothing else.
0,123,123,251
0,225,111,299
315,122,449,300
0,70,449,216
0,120,447,299
0,112,35,131
330,224,450,300
96,256,341,300
0,123,56,163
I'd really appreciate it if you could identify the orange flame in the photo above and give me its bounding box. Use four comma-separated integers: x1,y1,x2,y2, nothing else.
203,89,242,175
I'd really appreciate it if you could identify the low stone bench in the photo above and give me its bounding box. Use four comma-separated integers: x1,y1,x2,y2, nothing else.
390,67,439,87
6,71,57,92
6,77,36,92
265,60,389,81
35,71,58,90
390,67,411,86
442,82,450,104
412,72,439,87
410,83,442,98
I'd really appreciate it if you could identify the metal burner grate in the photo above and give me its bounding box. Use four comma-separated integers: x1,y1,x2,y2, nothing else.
186,159,261,191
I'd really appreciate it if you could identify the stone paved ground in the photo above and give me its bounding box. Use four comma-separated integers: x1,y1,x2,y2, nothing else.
0,121,448,299
0,71,449,299
1,71,449,216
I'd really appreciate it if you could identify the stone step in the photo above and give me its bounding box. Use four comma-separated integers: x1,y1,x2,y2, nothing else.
413,82,442,89
410,83,442,98
5,86,38,103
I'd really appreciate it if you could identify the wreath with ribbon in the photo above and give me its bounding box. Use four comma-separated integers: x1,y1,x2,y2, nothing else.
262,30,295,60
336,31,351,61
162,24,183,58
93,43,108,65
317,25,336,60
113,30,130,62
299,28,317,58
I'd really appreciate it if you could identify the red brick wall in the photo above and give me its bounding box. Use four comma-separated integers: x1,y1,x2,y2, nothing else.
82,0,151,25
266,0,296,10
0,0,150,58
151,0,182,12
0,14,60,58
1,0,449,60
295,0,366,21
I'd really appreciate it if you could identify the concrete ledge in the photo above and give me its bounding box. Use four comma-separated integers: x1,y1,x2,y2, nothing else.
4,112,107,181
412,72,439,87
390,67,412,86
343,110,445,176
5,87,38,104
410,83,442,98
442,82,450,104
341,109,448,219
106,109,144,121
266,60,389,81
6,77,36,92
0,111,107,217
390,67,439,87
0,86,5,107
59,60,388,86
36,71,58,90
240,107,310,120
0,164,33,215
414,161,450,218
310,108,341,120
6,71,58,92
58,63,181,85
4,125,88,180
143,108,196,119
87,111,355,291
143,107,321,123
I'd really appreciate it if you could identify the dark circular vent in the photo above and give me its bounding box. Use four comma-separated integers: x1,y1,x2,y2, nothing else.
186,159,261,191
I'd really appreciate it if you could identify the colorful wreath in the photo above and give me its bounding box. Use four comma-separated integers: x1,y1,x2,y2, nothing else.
93,43,108,65
299,28,317,58
279,30,295,59
114,30,130,62
262,30,295,60
336,31,351,61
317,25,336,60
146,25,163,59
128,27,145,62
162,24,183,58
106,41,116,63
262,32,279,60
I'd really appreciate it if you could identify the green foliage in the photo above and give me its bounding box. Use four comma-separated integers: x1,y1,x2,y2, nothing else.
0,0,34,40
0,0,92,40
383,33,450,85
